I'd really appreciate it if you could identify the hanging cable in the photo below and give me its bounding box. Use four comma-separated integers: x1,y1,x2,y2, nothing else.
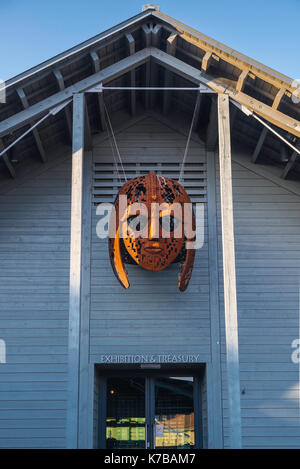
0,99,72,159
102,100,122,183
230,99,300,156
178,92,201,184
103,101,128,182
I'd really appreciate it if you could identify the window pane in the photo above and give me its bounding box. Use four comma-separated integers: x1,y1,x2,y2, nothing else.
154,377,194,449
106,377,146,449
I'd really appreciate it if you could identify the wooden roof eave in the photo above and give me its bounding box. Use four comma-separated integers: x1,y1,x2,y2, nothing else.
3,9,154,93
0,47,300,141
152,10,299,97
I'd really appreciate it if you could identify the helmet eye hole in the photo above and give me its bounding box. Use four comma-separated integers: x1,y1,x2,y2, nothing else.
127,214,148,233
159,215,180,232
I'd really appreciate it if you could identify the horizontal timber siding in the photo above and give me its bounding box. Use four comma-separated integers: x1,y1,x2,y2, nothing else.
90,116,211,361
217,156,300,448
0,155,71,448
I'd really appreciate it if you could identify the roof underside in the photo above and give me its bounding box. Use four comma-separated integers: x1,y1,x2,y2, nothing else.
0,8,299,181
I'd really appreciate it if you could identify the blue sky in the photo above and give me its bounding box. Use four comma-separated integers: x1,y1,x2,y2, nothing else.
0,0,299,81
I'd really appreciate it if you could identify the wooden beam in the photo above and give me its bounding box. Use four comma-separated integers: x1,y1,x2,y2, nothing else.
252,87,285,163
201,51,213,72
5,8,154,90
252,127,268,163
142,25,152,109
66,93,85,448
150,25,162,108
0,139,16,178
163,33,177,115
2,48,299,140
53,69,73,140
206,97,218,150
0,48,150,138
217,93,242,449
272,87,286,110
177,44,298,116
281,141,300,179
78,148,93,448
84,101,93,151
206,150,224,448
150,48,300,138
152,24,162,47
230,71,249,133
125,33,136,116
161,17,296,93
236,69,248,92
17,87,47,162
90,51,106,130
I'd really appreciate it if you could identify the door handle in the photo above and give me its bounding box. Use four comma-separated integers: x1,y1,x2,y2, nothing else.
145,423,150,449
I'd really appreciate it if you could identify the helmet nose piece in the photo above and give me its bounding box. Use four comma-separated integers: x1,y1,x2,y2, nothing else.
149,216,159,240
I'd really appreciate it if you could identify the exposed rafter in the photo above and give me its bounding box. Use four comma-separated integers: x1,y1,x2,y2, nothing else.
252,86,286,163
152,10,297,95
177,44,298,118
206,97,218,151
163,33,177,115
236,69,249,93
273,87,286,110
150,24,162,108
1,48,299,145
150,48,300,138
230,69,249,131
0,139,16,178
251,127,268,163
53,69,73,140
84,101,93,151
90,51,106,130
17,87,47,162
201,51,213,72
0,49,149,138
125,33,136,116
152,24,162,47
142,24,152,110
281,141,300,179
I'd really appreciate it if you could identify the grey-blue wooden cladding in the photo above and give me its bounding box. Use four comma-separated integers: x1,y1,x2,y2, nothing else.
0,113,299,448
216,158,300,448
89,117,210,361
0,160,71,448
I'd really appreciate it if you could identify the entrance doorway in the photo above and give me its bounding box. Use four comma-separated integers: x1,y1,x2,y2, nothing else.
97,368,203,449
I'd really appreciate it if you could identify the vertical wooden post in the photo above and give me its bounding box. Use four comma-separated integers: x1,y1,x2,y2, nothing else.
206,150,223,448
67,93,85,448
218,94,242,448
78,148,93,448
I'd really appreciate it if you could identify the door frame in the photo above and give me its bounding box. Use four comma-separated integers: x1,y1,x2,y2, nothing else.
97,366,204,449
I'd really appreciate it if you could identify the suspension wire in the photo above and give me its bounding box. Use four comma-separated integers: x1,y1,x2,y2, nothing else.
103,100,128,182
252,113,300,156
102,99,122,183
0,99,72,159
230,99,300,156
178,92,201,184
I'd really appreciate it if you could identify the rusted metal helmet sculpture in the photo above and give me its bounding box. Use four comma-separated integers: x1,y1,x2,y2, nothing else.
108,171,195,291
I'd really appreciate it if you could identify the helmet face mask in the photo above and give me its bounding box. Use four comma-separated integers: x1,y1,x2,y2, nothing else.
108,171,195,291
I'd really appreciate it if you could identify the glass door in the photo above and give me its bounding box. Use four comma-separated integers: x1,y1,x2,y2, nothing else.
102,372,202,449
106,376,146,449
153,376,195,449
